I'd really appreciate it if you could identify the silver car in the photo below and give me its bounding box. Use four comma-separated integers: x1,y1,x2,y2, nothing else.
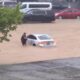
27,34,56,47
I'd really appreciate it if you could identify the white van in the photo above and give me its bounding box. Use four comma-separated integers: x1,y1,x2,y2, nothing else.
20,2,52,13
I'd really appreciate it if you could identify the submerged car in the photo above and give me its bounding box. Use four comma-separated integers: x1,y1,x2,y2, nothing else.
55,8,80,19
26,34,56,47
22,9,55,23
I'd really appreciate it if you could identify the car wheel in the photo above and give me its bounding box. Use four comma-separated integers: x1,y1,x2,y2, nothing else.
33,44,36,46
77,16,80,19
59,16,63,19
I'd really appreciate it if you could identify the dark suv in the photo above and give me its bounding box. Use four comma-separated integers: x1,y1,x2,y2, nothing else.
22,9,55,23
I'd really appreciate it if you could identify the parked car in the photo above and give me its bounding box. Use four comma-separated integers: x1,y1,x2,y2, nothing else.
26,34,56,47
22,9,55,23
55,8,80,19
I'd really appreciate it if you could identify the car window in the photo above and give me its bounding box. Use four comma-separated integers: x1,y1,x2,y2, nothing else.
27,35,37,40
63,9,72,12
38,10,45,15
72,9,79,12
33,10,45,15
20,4,26,9
46,10,53,15
29,4,49,8
27,10,33,14
38,35,51,40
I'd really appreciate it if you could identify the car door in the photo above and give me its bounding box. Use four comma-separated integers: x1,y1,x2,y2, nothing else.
32,10,44,21
38,10,46,21
63,9,72,19
27,35,37,45
26,10,34,21
72,9,80,18
20,4,27,13
33,10,40,21
27,10,39,21
35,10,47,21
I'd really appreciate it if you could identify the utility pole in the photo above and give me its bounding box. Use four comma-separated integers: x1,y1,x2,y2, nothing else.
2,0,4,6
66,0,72,8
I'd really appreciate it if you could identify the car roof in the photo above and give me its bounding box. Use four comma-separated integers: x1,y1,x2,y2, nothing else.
21,2,52,5
30,34,50,37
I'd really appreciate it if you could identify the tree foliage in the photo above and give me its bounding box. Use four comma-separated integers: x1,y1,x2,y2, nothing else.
0,5,23,42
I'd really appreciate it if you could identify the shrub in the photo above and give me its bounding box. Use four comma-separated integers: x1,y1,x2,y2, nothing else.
0,5,23,42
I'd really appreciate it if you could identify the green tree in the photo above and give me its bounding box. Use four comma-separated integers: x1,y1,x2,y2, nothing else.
0,5,23,42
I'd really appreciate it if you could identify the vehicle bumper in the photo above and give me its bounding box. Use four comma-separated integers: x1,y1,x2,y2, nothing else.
38,42,56,48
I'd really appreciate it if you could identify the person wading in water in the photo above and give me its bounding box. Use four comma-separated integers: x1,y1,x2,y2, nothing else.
21,32,27,46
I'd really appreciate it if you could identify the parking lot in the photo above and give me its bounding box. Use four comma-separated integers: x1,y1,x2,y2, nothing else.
0,19,80,64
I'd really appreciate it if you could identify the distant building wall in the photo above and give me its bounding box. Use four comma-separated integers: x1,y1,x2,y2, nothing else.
17,0,38,2
4,0,79,8
0,0,17,7
0,0,17,1
15,0,80,3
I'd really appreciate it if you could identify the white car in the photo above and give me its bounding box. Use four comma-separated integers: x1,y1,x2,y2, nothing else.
26,34,56,47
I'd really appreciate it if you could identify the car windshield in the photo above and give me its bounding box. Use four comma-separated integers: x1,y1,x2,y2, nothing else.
27,9,45,15
20,4,26,9
38,35,51,40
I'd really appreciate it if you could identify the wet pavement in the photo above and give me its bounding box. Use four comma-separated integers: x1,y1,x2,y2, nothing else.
0,57,80,80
